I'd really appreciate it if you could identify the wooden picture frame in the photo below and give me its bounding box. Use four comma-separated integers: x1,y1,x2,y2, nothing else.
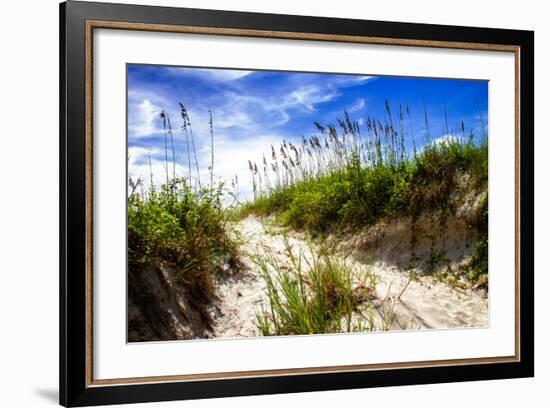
60,1,534,406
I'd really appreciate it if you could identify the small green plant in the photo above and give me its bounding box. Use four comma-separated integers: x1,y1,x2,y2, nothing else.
426,248,447,274
253,238,378,336
467,195,489,287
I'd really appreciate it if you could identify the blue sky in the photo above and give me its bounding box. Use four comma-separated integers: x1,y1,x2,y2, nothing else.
127,64,488,201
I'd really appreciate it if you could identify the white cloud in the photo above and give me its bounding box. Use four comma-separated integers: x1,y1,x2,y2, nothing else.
281,86,340,111
166,67,253,82
416,133,461,154
198,133,285,202
356,76,375,83
128,71,375,141
128,99,164,138
431,133,460,146
128,144,200,193
210,83,340,131
330,75,376,87
128,131,286,203
207,69,253,81
128,146,153,165
128,158,190,194
209,93,256,129
348,98,366,113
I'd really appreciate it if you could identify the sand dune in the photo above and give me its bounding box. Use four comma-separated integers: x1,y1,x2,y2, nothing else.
211,216,488,338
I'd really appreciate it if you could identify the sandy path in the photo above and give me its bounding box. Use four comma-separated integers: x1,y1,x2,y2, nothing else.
211,216,311,338
211,216,488,337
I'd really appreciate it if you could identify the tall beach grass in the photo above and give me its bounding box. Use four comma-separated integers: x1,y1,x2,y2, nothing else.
241,102,489,285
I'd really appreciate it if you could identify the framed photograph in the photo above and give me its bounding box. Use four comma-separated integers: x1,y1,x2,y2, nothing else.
60,1,534,406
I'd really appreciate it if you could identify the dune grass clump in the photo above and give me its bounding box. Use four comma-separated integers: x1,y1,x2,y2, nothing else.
254,239,378,335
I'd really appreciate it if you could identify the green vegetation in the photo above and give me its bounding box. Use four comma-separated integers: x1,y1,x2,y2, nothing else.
254,238,379,335
242,118,487,233
466,195,489,288
241,103,488,285
128,106,241,323
128,180,240,308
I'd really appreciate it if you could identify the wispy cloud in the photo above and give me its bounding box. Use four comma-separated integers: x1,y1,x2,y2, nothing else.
281,86,340,111
200,133,285,201
166,67,253,82
348,98,366,113
431,133,460,146
128,99,164,137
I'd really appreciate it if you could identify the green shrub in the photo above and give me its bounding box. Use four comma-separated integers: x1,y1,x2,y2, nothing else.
128,179,241,310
